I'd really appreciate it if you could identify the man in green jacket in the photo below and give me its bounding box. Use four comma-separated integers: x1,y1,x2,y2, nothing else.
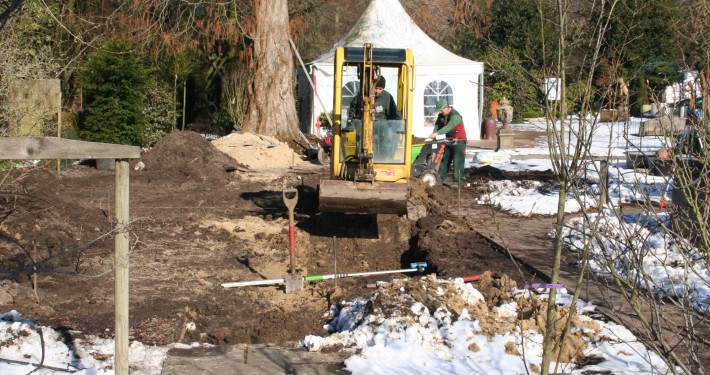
428,99,467,188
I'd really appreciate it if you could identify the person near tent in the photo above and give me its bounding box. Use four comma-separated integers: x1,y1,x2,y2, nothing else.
349,75,401,158
428,99,467,188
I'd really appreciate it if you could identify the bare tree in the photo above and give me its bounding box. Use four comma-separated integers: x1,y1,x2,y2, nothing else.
466,0,709,373
536,2,622,373
541,1,710,373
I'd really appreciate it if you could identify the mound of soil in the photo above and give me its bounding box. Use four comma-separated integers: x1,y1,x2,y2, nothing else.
141,131,243,182
212,132,309,169
466,165,556,182
308,271,594,367
463,165,557,197
408,178,449,215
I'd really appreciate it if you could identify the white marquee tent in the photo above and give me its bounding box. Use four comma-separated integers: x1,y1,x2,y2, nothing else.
296,0,486,141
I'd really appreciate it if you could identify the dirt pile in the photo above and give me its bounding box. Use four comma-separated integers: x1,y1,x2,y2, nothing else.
408,178,449,215
140,131,242,182
465,165,556,189
212,132,309,169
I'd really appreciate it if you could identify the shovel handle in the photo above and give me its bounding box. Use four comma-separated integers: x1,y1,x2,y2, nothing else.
283,188,298,223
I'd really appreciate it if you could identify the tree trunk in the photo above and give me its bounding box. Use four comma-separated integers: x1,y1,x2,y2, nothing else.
245,0,300,142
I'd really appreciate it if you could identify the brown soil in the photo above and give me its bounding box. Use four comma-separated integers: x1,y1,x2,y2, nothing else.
0,130,549,347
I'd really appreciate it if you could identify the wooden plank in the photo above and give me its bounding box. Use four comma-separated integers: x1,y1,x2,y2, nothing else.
0,137,140,160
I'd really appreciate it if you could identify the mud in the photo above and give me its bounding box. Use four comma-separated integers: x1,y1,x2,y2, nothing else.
1,130,549,346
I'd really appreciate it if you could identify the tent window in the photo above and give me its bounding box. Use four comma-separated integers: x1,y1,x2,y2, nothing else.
423,80,453,127
342,81,361,108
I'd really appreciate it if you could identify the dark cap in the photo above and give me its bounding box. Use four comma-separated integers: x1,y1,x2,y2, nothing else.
375,76,386,88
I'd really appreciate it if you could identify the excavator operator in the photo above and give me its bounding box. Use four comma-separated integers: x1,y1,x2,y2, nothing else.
371,76,400,121
348,76,400,121
349,75,402,160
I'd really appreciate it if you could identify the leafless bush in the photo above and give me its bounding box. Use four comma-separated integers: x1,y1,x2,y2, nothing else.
222,63,250,131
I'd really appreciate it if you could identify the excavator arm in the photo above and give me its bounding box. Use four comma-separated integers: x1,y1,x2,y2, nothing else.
356,44,376,184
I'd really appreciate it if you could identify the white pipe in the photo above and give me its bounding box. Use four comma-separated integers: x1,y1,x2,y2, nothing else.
222,278,285,288
324,268,420,279
222,265,426,289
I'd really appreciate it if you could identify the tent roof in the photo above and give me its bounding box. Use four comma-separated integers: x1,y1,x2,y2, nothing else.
310,0,481,67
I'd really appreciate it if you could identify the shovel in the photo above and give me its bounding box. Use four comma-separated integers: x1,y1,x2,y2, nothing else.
249,131,277,148
282,188,303,293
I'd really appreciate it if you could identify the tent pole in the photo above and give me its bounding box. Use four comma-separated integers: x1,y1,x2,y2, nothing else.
289,38,334,133
479,72,485,126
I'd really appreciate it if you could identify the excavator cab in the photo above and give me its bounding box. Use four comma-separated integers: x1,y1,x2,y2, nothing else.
318,44,414,214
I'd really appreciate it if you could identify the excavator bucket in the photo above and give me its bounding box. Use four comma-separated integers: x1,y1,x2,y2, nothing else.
318,179,409,214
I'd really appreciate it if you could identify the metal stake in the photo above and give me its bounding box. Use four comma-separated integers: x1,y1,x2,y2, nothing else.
333,236,337,288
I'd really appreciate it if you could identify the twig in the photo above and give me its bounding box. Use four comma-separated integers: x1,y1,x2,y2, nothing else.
27,327,45,374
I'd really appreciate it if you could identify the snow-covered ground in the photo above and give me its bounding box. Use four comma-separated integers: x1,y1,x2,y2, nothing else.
494,116,672,157
0,310,173,374
471,158,671,216
1,276,679,375
468,117,673,216
562,211,710,315
1,118,705,374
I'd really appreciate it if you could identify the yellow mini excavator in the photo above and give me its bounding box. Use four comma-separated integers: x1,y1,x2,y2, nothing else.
318,44,414,214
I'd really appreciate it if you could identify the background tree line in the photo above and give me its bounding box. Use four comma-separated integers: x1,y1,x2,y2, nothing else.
454,0,707,120
0,0,707,146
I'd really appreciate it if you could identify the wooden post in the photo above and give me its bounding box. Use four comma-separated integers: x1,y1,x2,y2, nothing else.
599,159,609,208
181,79,187,131
57,91,62,172
114,159,130,375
